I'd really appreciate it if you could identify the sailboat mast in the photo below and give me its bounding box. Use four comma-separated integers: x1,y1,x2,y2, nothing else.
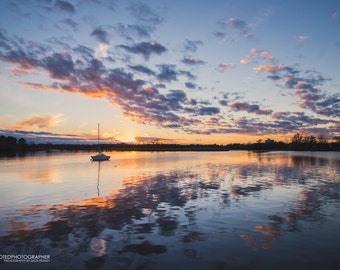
97,123,100,152
91,123,110,161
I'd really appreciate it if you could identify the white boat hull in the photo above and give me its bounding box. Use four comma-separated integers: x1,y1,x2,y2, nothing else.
91,152,110,161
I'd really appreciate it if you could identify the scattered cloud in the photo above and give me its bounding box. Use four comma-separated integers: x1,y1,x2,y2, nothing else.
271,111,334,129
178,70,196,80
251,6,275,28
198,107,220,116
185,82,196,89
297,35,309,43
91,27,110,44
9,66,37,76
184,39,203,52
113,2,163,43
219,17,254,39
63,18,78,31
336,42,340,53
213,31,226,39
157,64,177,82
128,2,163,25
118,41,167,60
54,0,75,14
115,23,152,41
128,64,156,76
254,65,286,73
44,52,75,79
332,11,339,20
257,50,274,61
73,45,95,60
241,48,275,64
258,62,339,117
0,128,97,144
134,136,176,144
219,100,228,106
181,57,205,66
240,59,250,64
7,114,64,131
217,63,236,71
95,43,109,59
229,101,272,115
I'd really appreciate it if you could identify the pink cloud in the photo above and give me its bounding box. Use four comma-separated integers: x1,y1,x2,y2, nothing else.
9,66,37,76
7,114,63,130
293,82,310,89
259,51,274,61
241,48,275,65
253,65,286,73
240,59,250,64
217,63,236,71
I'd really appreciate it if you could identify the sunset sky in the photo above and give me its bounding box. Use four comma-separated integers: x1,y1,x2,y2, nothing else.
0,0,339,144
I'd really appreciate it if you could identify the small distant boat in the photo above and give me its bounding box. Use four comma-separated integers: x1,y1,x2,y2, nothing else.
91,123,110,161
91,152,110,161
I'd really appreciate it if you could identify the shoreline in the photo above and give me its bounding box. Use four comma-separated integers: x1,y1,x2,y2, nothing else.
1,142,339,158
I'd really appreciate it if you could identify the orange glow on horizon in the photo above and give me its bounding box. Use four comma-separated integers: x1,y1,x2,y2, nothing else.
77,131,293,145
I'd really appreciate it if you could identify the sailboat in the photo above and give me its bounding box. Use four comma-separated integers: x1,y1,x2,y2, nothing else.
91,123,110,161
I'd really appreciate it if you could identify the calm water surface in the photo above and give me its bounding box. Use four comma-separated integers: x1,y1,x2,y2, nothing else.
0,151,339,269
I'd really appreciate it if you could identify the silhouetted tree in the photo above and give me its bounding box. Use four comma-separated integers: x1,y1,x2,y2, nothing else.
303,135,317,145
265,138,274,144
317,135,328,144
18,138,27,145
291,133,304,144
0,135,6,150
5,136,17,149
18,138,27,152
333,136,340,143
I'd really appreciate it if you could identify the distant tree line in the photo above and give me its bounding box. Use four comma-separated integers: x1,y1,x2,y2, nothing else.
0,133,339,156
0,135,28,155
226,133,339,151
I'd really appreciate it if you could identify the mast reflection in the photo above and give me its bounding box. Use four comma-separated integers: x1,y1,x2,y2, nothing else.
97,161,101,197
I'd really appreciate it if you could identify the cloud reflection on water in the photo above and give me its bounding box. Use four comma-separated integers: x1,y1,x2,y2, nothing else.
0,151,339,269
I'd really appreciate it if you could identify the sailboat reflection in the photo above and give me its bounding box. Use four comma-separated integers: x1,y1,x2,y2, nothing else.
96,161,101,197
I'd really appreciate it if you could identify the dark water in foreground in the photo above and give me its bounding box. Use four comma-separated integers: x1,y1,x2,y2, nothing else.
0,151,339,269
